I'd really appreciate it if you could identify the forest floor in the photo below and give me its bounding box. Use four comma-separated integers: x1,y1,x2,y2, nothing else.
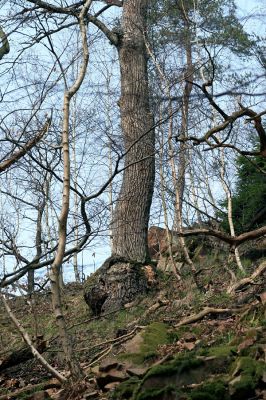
0,253,265,400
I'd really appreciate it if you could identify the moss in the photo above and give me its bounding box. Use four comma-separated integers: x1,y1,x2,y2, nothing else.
231,356,264,379
205,345,236,358
134,385,178,400
189,381,228,400
229,356,265,398
140,322,169,352
110,377,140,400
143,355,203,381
119,322,170,365
232,374,255,393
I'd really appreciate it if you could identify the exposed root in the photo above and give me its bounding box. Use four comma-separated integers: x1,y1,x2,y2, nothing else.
174,306,233,327
227,260,266,294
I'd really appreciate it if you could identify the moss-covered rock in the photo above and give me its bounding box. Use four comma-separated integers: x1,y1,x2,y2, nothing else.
119,322,170,365
229,357,265,399
110,377,140,400
189,381,229,400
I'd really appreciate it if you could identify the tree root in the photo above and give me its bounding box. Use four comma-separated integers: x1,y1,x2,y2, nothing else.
174,307,233,327
227,260,266,294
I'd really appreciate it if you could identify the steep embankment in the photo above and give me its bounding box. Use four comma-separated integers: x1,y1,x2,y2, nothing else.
0,257,265,399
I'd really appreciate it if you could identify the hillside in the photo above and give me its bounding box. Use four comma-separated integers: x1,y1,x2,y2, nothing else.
0,250,265,400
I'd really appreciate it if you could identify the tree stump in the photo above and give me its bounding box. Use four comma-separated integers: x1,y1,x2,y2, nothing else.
83,256,155,315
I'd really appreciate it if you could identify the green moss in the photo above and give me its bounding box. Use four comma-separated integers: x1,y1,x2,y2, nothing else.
143,355,203,381
140,322,169,352
232,374,255,392
134,385,177,400
231,356,265,379
207,292,231,307
110,377,140,400
189,381,228,400
229,356,265,398
119,322,170,365
205,345,236,358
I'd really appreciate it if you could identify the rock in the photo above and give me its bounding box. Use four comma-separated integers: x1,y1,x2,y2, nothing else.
122,332,144,354
258,292,266,305
90,365,99,375
104,382,120,391
183,341,196,351
99,358,119,372
237,338,256,354
126,367,148,377
96,369,127,389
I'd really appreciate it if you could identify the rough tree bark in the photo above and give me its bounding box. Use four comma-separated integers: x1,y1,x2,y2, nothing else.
111,0,155,263
84,0,155,314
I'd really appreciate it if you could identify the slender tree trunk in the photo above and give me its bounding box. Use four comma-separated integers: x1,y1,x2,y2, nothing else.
28,203,44,295
111,0,155,263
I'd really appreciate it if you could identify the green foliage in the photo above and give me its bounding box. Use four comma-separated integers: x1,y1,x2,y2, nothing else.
220,154,266,234
148,0,254,55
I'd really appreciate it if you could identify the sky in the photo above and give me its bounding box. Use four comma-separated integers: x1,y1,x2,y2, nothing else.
0,0,265,288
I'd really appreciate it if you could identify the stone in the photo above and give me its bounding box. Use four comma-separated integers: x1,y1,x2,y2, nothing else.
104,382,121,391
99,358,119,372
122,332,144,354
96,369,127,389
126,367,148,377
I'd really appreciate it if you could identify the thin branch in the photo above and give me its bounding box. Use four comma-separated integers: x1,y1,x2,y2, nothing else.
1,294,67,383
0,117,51,173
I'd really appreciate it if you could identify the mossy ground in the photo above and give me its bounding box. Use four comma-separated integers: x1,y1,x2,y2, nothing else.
0,253,265,399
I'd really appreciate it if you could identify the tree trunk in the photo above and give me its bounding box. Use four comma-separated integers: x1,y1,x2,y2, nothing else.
84,0,155,313
111,0,155,263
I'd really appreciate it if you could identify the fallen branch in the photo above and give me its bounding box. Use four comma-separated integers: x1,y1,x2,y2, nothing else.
1,294,67,383
174,307,233,327
227,260,266,294
87,345,113,367
0,380,61,400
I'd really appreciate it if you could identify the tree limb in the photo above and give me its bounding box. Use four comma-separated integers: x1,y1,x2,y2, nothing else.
1,294,67,383
0,26,9,60
0,117,51,173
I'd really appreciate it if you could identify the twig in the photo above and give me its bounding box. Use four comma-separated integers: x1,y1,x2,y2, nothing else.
87,345,113,367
